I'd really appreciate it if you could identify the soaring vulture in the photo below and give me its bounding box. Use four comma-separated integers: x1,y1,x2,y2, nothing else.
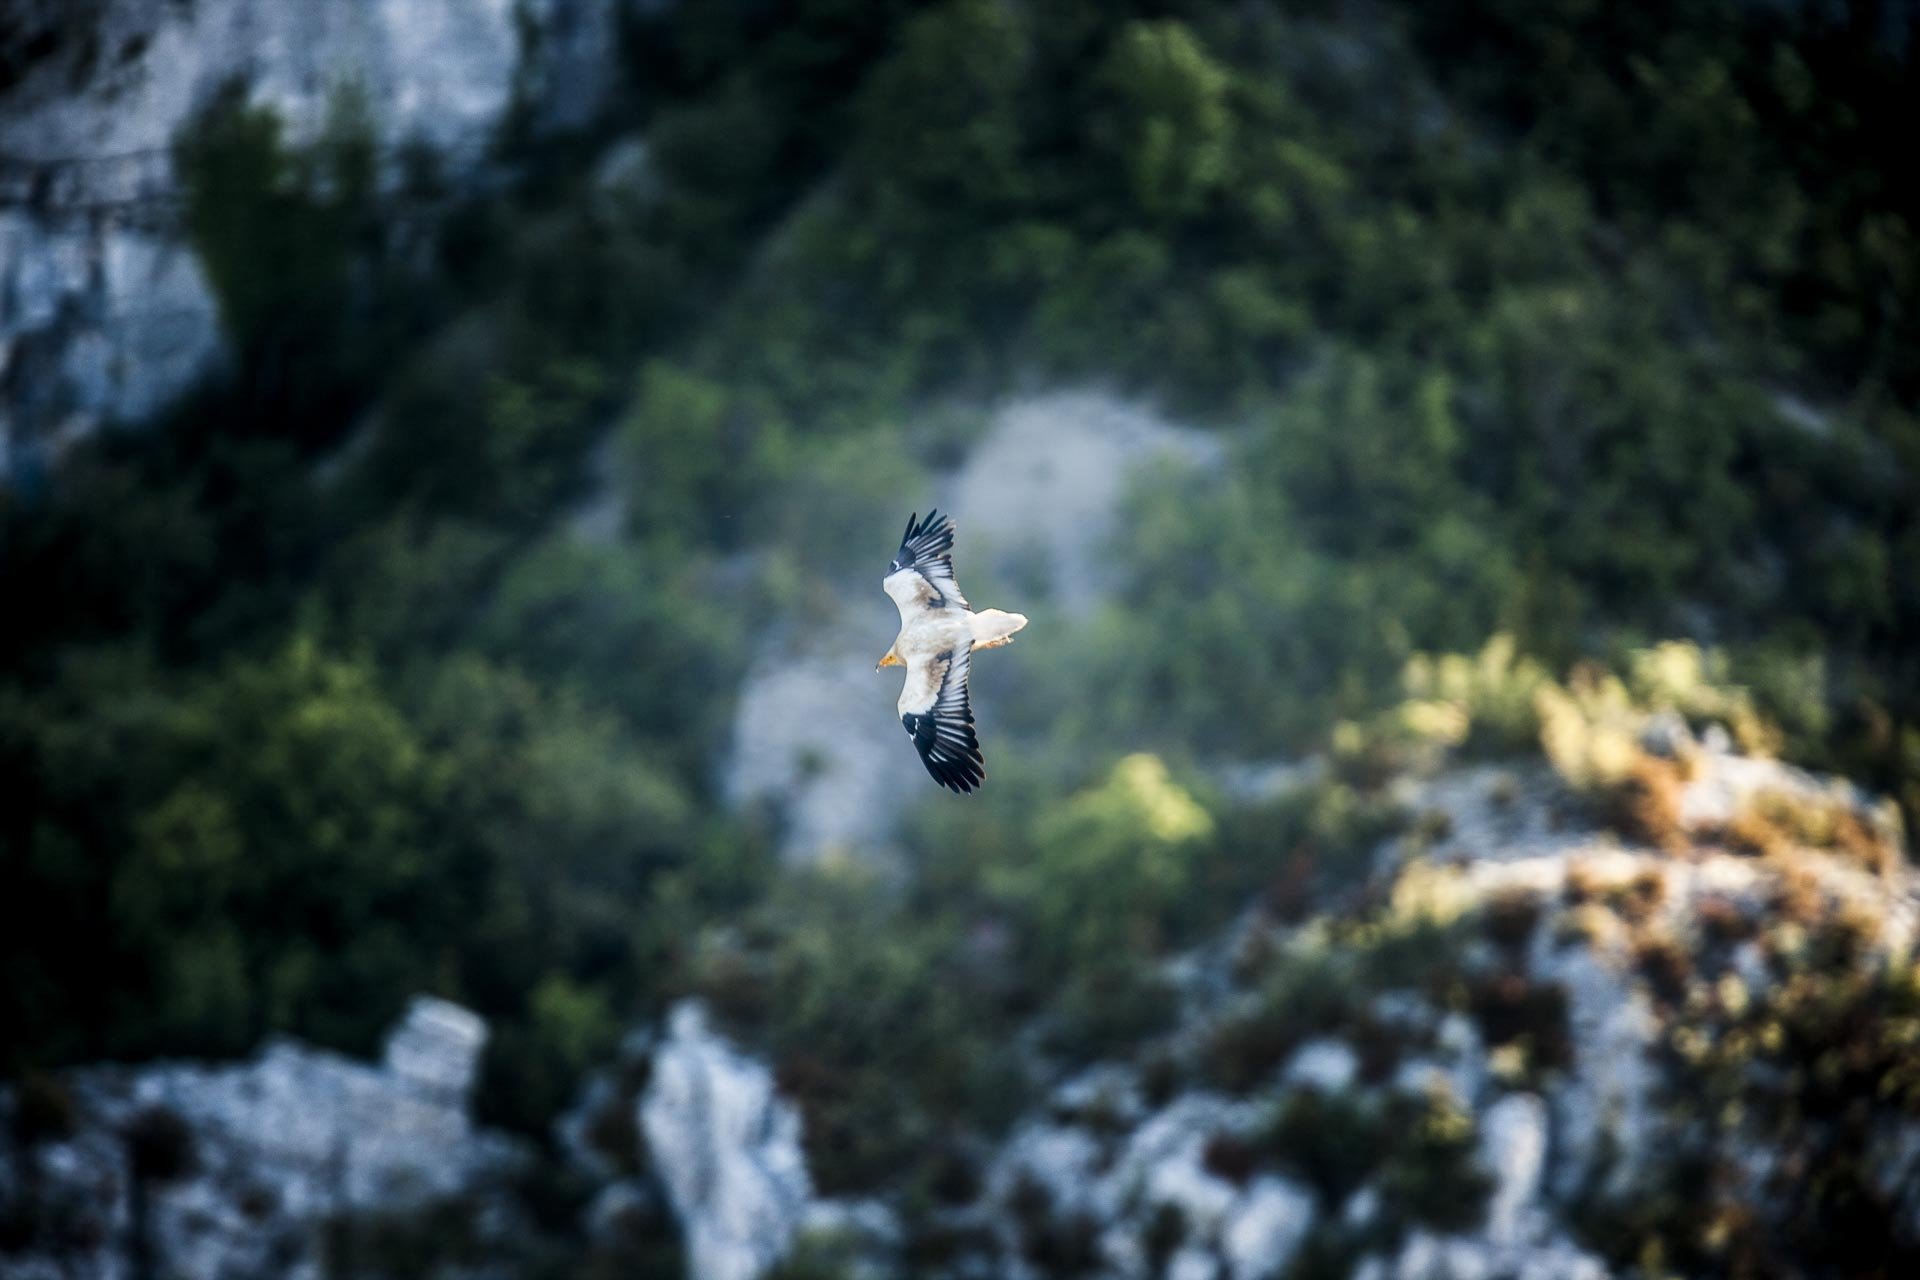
876,510,1028,793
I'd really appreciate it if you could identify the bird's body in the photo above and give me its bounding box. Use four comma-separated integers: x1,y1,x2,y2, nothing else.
877,511,1027,792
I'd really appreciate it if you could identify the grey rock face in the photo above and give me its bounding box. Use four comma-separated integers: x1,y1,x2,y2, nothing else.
0,997,524,1280
0,0,618,474
980,1085,1315,1280
1282,1039,1359,1093
1539,941,1662,1201
640,1002,814,1280
382,994,488,1103
2,2,514,171
950,392,1225,617
1477,1093,1546,1249
0,209,224,480
1221,1177,1315,1279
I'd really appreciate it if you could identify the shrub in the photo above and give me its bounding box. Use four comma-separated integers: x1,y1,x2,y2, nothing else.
1376,1087,1492,1233
1263,1088,1391,1205
989,754,1214,979
1466,974,1574,1080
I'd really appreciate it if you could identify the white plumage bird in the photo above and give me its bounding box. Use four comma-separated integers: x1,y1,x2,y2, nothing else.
876,510,1028,792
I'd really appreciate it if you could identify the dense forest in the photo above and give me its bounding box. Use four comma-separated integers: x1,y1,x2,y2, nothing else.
3,1,1918,1275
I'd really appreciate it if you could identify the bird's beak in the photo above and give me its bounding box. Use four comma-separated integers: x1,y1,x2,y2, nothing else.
877,651,902,671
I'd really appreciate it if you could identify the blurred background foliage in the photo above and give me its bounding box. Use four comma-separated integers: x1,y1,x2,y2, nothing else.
2,0,1918,1271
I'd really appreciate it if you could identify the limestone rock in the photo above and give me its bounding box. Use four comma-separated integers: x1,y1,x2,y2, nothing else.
0,996,524,1280
1221,1176,1315,1279
0,0,619,473
1282,1039,1359,1093
382,994,487,1103
1477,1093,1546,1249
640,1002,814,1280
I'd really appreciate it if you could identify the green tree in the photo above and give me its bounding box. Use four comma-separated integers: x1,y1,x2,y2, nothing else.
1096,20,1234,220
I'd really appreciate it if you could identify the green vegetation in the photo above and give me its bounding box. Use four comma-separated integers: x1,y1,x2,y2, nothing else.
1262,1083,1491,1236
4,0,1919,1275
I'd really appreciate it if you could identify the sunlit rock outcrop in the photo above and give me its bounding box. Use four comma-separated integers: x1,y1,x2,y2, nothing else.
696,720,1917,1278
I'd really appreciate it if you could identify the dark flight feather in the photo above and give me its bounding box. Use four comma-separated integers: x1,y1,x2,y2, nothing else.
901,646,983,793
891,509,969,609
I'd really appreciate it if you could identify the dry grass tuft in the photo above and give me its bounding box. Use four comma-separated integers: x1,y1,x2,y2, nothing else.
1603,755,1691,853
1719,789,1901,877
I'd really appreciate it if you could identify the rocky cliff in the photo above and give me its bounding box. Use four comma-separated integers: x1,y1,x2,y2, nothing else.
0,0,617,479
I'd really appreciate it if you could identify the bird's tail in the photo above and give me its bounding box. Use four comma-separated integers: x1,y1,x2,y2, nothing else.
970,609,1029,651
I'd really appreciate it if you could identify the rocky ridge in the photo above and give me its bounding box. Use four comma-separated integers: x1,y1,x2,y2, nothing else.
0,997,526,1280
620,710,1920,1278
4,646,1914,1280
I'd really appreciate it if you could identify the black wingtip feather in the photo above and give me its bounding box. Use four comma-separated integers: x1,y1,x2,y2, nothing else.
903,700,984,794
899,511,954,554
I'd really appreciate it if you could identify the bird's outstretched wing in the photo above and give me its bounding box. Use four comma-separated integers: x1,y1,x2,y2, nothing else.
899,644,983,793
890,509,969,610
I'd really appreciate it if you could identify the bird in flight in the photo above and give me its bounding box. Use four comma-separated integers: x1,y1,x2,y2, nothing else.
877,510,1028,792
